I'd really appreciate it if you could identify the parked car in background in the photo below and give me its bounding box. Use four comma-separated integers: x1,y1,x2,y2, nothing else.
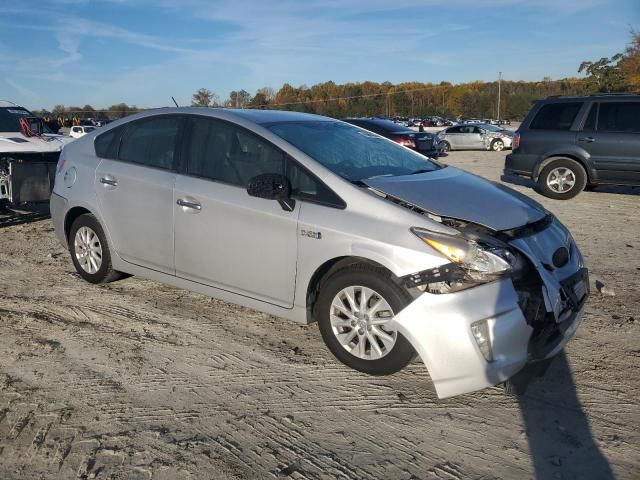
51,107,588,399
69,125,97,138
505,93,640,199
437,124,513,151
343,117,442,157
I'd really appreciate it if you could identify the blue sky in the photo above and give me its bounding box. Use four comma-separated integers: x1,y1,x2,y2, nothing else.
1,0,637,110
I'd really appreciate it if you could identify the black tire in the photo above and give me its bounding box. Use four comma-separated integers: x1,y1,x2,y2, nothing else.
490,139,505,151
537,158,587,200
315,264,416,375
68,213,122,284
441,141,451,152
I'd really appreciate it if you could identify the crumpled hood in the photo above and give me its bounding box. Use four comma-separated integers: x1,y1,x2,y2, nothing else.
364,167,546,231
0,132,74,153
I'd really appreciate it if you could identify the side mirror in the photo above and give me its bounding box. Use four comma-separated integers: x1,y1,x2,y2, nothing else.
246,173,295,212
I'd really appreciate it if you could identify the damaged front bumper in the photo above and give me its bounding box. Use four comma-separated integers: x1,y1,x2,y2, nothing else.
391,219,588,399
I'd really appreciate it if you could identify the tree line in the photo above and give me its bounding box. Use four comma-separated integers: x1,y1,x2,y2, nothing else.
37,31,638,126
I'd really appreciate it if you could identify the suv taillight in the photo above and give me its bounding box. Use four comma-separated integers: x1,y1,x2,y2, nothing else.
57,157,66,173
393,138,416,148
512,132,520,150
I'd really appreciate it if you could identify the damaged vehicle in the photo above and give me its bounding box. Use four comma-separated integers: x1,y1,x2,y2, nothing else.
50,109,588,398
1,100,74,208
437,124,513,152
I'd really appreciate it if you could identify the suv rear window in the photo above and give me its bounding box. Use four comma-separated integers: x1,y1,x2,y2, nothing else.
598,102,640,133
530,102,583,131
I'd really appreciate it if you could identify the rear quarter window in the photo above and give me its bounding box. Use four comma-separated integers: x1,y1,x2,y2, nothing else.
95,125,125,159
530,102,583,131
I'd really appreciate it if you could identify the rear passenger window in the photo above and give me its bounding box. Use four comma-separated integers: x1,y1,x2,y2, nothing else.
530,103,583,131
95,125,125,159
598,102,640,133
119,116,181,169
185,116,284,186
583,104,597,131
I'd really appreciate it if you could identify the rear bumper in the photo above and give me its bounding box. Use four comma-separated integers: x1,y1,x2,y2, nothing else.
504,152,539,178
49,191,68,247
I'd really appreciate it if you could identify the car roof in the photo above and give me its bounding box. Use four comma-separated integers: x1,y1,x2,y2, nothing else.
543,93,640,102
344,117,410,131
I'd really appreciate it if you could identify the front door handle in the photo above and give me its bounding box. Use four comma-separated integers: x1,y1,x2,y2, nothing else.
99,177,118,187
578,137,595,143
177,198,202,211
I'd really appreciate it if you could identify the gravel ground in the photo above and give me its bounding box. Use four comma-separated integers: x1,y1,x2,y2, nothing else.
0,150,638,479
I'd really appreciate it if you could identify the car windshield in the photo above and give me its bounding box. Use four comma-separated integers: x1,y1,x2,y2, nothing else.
267,120,442,183
0,107,31,132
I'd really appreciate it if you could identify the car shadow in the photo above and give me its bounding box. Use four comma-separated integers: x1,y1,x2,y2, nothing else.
0,203,50,228
501,174,640,197
514,351,615,479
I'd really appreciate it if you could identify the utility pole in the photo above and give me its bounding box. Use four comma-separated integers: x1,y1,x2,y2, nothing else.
497,71,502,121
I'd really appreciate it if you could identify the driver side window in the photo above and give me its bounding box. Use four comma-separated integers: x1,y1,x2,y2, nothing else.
184,116,285,186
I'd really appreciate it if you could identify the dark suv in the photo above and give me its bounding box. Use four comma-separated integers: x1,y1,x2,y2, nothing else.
504,94,640,199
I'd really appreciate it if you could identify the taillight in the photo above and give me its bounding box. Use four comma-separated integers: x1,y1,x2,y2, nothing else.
57,157,66,173
513,132,520,150
393,137,416,148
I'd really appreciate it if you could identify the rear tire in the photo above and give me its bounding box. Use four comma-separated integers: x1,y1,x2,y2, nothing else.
441,141,451,152
68,213,122,284
315,264,416,375
490,139,505,151
537,158,587,200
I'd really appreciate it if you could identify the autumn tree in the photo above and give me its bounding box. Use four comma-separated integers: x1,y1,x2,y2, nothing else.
191,88,218,107
620,30,640,90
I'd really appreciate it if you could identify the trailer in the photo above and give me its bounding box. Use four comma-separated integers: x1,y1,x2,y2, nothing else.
0,101,74,209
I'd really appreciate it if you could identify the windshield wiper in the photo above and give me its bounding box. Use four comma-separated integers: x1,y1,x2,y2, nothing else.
350,179,368,187
407,169,433,175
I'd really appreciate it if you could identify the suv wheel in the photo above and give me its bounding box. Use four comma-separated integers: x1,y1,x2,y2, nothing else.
315,265,415,375
538,158,587,200
490,139,505,151
69,213,122,284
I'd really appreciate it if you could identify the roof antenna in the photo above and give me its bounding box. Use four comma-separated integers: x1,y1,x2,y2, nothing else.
171,96,179,107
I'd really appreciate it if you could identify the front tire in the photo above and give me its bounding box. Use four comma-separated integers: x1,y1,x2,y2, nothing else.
441,141,451,152
315,265,416,375
68,213,122,284
537,158,587,200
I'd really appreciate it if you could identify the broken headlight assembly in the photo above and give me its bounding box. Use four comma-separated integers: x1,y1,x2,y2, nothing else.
411,227,515,276
405,227,522,293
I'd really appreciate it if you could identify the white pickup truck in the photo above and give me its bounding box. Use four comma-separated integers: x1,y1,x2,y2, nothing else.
0,100,74,208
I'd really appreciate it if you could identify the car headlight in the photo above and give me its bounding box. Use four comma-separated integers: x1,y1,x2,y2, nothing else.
410,227,514,276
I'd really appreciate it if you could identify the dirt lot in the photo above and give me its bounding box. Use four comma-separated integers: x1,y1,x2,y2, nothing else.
0,151,638,479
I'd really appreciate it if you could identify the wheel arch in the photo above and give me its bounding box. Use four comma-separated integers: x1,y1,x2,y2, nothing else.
534,154,592,183
305,256,402,324
64,206,93,241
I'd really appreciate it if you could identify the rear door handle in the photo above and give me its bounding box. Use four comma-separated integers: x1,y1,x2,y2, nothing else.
578,137,595,143
99,177,118,187
177,198,202,211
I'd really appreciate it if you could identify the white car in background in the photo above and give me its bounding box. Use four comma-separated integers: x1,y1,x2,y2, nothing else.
69,125,97,138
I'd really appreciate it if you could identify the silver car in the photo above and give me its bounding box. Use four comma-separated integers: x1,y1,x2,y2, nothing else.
438,124,513,152
50,108,588,398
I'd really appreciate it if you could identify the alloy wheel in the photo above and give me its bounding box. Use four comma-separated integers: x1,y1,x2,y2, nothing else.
546,167,576,193
74,226,103,274
330,286,397,360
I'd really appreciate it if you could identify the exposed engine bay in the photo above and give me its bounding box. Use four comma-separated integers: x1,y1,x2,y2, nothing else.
1,102,73,207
